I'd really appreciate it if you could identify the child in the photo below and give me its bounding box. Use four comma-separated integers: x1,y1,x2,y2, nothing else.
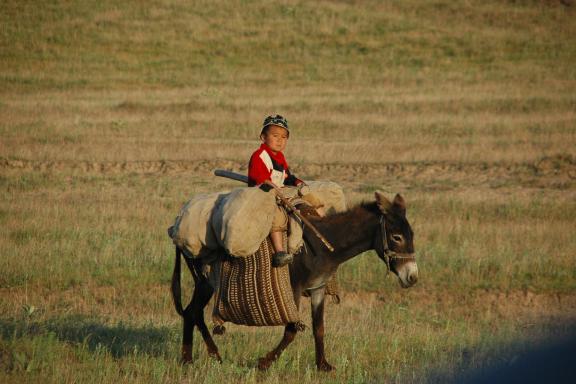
248,115,322,267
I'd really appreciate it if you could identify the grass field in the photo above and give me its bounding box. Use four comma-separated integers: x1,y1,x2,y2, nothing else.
1,0,575,382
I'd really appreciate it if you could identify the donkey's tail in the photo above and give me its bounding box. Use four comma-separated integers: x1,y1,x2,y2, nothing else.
171,247,185,317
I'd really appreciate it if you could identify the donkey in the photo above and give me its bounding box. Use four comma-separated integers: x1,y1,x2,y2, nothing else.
171,191,418,371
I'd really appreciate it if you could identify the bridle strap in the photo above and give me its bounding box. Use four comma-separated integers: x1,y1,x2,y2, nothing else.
379,215,415,274
379,215,392,273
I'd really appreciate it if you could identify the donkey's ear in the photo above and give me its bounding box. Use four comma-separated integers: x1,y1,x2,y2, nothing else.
375,191,392,214
393,194,406,215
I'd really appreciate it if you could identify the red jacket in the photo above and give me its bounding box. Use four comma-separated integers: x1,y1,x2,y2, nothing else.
248,143,302,187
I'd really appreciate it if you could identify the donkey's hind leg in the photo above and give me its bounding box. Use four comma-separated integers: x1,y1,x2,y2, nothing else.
181,301,195,363
181,276,220,363
180,258,220,364
192,277,222,363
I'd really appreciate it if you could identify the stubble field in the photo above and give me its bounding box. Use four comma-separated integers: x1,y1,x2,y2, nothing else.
1,1,575,383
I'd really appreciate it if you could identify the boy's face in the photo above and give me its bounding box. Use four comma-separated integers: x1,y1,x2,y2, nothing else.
261,124,289,153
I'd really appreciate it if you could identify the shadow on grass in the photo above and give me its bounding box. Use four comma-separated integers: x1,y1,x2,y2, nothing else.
427,325,576,383
0,314,173,358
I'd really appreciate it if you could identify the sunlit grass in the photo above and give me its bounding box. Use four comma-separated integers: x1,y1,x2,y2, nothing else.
1,164,574,382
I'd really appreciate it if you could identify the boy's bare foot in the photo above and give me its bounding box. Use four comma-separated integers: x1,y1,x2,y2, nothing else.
272,251,293,267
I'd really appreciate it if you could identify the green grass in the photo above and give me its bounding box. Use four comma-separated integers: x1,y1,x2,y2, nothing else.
2,171,575,382
1,292,573,383
2,0,575,91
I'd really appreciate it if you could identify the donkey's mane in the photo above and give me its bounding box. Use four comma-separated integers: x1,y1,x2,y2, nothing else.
313,201,380,226
302,200,381,252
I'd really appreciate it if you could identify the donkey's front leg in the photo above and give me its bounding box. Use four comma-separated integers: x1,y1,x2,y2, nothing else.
310,288,334,371
258,290,302,370
257,322,300,370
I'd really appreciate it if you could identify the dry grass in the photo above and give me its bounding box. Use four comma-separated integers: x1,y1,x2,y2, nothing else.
1,0,575,382
1,85,575,164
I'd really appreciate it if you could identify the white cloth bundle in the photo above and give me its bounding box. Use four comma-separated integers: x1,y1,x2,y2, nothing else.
168,181,347,259
168,192,227,260
210,187,277,257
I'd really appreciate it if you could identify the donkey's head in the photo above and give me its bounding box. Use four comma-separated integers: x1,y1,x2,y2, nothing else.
374,192,418,288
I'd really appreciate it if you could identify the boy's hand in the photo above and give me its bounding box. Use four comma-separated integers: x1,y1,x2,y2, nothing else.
259,180,277,193
258,181,273,192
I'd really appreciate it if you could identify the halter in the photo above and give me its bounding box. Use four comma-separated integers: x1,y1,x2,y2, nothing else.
379,215,416,274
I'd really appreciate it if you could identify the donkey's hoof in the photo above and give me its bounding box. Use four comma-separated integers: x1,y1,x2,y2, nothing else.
257,357,272,371
317,360,335,372
181,345,193,364
208,351,223,364
180,357,193,365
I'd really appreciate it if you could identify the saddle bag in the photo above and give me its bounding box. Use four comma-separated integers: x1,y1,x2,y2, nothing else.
211,234,301,327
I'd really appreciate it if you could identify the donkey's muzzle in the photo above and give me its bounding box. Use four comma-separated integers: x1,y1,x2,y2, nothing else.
397,258,418,288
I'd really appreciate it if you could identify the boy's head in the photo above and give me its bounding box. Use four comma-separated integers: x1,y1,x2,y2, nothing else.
260,115,289,137
260,115,289,153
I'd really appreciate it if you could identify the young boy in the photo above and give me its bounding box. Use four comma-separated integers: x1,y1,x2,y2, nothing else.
248,115,318,267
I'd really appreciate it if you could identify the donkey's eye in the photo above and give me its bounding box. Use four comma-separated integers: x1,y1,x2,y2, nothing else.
392,234,403,243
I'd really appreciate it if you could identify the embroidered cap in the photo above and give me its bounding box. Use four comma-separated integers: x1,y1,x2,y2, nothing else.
262,115,289,131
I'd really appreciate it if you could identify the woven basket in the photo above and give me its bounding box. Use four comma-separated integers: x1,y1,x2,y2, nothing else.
212,236,300,327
